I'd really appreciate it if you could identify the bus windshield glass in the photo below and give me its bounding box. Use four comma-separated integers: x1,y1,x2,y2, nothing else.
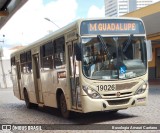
82,36,147,80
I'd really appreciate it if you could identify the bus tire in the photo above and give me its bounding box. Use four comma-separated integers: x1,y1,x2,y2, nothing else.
59,93,70,118
23,89,33,109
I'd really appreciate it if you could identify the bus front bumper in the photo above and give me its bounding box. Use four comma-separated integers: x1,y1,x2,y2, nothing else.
81,89,148,113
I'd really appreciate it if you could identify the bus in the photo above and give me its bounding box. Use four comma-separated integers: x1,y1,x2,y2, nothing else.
11,18,152,118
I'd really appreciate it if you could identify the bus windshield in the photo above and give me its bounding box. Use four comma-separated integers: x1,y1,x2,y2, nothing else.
82,36,147,80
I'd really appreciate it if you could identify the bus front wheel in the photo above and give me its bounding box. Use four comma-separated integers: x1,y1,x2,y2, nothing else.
59,93,70,118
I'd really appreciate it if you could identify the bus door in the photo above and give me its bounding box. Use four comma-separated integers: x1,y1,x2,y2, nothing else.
32,54,43,103
15,61,22,99
67,40,82,110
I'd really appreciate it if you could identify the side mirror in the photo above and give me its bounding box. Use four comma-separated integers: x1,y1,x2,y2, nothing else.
146,40,152,61
74,43,82,61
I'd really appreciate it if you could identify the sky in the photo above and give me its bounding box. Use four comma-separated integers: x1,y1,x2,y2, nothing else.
0,0,104,59
0,0,159,59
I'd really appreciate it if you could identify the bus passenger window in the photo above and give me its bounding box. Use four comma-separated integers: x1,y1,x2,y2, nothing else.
20,51,33,74
41,41,54,70
54,37,65,69
26,51,32,73
20,52,27,73
11,57,16,66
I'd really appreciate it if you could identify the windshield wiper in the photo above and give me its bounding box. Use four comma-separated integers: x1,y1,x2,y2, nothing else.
123,34,134,52
97,35,111,60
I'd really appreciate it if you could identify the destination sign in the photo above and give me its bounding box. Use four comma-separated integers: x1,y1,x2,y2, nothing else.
80,19,145,35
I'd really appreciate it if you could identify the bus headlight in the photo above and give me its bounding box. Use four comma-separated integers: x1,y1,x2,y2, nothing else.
82,86,101,99
135,83,147,95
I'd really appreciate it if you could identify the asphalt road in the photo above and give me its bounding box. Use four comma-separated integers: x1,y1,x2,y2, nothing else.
0,86,160,133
